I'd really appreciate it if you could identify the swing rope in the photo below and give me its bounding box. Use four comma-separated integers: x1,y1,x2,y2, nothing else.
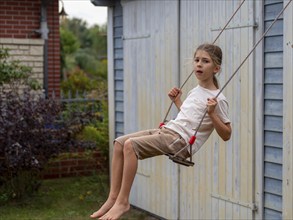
171,0,293,164
160,0,246,127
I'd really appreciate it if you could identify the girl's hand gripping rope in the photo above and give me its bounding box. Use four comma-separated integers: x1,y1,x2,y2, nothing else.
168,87,183,111
206,97,218,116
168,87,182,101
160,88,183,128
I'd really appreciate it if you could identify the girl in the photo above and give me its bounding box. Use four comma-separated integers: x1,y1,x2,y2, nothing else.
90,43,232,220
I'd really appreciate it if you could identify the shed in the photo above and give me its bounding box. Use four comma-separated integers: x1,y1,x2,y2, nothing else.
92,0,293,219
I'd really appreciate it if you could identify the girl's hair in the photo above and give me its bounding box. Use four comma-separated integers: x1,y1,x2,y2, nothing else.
194,43,222,89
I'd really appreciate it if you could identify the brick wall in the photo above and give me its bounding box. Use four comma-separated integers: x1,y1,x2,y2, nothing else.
42,149,109,179
46,0,61,97
0,38,44,85
0,0,40,39
0,0,61,97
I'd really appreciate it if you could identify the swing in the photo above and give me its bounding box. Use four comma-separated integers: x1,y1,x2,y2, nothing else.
162,0,292,167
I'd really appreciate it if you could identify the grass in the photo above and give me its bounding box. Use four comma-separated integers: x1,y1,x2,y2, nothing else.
0,175,157,220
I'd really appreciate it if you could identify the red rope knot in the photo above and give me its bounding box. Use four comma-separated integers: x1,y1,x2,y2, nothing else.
189,136,196,145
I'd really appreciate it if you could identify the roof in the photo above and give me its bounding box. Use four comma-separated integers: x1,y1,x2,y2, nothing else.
91,0,115,7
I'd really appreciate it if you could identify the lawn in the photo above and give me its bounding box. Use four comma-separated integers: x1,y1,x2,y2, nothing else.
0,175,158,220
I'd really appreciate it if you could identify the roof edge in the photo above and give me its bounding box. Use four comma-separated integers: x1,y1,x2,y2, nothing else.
91,0,116,7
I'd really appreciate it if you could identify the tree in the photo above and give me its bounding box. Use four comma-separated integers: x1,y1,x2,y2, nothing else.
60,27,79,78
60,18,108,96
89,24,107,59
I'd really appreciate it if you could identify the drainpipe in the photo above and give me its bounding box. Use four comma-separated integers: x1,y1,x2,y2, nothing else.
35,0,49,98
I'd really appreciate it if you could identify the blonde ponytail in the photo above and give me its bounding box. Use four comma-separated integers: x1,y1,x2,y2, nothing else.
213,75,219,89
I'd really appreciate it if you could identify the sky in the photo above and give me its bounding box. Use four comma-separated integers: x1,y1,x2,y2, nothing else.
61,0,108,27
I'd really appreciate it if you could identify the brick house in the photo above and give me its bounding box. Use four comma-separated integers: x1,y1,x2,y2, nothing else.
0,0,60,98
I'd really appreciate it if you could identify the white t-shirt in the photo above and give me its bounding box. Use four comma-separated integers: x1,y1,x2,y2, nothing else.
165,85,230,155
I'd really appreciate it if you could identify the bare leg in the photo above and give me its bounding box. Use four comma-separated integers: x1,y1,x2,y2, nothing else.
90,141,124,218
100,139,138,220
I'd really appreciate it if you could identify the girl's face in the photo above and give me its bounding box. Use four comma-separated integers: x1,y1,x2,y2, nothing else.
193,50,220,83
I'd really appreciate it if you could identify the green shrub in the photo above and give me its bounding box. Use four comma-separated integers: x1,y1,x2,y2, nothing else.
75,100,109,156
0,48,97,203
61,68,93,97
0,48,41,90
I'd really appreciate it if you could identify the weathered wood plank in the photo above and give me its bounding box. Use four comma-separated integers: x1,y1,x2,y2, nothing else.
123,1,180,218
282,0,293,218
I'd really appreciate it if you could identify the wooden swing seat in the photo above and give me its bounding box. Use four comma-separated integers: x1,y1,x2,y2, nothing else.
167,154,194,167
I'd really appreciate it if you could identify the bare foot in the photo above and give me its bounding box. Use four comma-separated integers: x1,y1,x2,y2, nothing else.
90,198,116,219
99,202,130,220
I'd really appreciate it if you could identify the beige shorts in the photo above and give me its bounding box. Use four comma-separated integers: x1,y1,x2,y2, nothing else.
115,127,190,160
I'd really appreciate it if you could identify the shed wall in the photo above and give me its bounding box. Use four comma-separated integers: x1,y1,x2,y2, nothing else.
179,0,255,219
121,0,257,219
113,2,124,138
109,0,293,219
122,1,180,218
263,1,284,218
